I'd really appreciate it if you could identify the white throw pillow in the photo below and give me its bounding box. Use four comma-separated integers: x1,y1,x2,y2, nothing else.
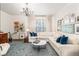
69,36,78,44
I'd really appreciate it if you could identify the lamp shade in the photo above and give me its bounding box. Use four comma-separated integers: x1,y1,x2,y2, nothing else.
26,29,29,31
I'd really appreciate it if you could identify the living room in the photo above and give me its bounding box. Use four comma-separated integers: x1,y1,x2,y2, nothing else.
0,3,79,56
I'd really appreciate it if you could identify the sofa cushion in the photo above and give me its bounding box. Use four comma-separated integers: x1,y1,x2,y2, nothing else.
69,37,78,44
38,32,53,36
60,36,68,44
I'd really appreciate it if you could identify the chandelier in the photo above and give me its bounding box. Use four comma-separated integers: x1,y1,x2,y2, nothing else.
22,3,33,16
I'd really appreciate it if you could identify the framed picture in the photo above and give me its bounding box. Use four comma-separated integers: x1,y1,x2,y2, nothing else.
76,16,79,23
57,20,62,31
69,15,76,23
64,16,70,24
75,24,79,34
69,13,76,23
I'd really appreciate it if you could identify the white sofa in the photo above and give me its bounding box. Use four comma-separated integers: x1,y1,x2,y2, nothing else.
48,35,79,56
29,32,53,42
0,43,10,56
29,32,79,56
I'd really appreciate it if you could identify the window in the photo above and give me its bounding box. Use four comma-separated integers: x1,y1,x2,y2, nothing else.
36,17,46,32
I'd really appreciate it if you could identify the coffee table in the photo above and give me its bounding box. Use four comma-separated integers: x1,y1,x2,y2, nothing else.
32,39,47,51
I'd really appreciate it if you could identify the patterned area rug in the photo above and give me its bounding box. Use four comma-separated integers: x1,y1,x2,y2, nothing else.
6,41,58,56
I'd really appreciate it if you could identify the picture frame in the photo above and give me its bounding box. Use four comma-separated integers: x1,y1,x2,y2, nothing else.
57,19,62,31
76,16,79,23
69,15,76,23
64,16,70,24
75,24,79,34
69,13,76,23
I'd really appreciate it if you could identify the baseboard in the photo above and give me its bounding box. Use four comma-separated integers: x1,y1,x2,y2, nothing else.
12,39,24,41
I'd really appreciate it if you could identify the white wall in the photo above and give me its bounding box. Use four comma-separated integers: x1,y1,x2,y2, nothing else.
55,3,79,19
52,16,57,33
0,10,12,32
52,3,79,33
52,3,79,39
11,15,28,33
29,15,52,32
0,10,28,33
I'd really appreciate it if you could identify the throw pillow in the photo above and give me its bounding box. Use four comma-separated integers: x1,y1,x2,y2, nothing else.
30,32,35,36
30,32,32,36
60,36,68,44
34,32,37,36
56,36,61,43
32,32,34,36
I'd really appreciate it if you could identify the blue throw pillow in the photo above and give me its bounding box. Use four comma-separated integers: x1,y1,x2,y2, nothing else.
30,32,37,37
32,32,35,36
31,32,37,37
56,36,61,43
60,36,68,44
62,35,65,37
30,32,35,36
34,32,37,36
30,32,32,36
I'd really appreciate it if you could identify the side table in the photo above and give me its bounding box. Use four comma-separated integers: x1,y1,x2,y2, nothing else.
24,36,29,43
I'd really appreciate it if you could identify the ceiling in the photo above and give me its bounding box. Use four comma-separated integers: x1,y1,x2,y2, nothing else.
0,3,68,15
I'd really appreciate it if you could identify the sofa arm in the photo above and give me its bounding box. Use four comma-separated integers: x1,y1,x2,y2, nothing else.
0,46,2,51
60,44,79,56
0,43,10,56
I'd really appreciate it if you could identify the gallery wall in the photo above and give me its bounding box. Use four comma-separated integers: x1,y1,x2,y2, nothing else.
52,3,79,33
52,3,79,39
